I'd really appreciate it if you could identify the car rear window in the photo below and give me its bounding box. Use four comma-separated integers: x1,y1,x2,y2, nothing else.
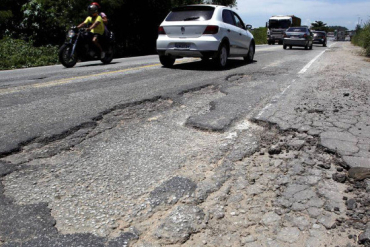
287,27,307,32
313,32,326,37
166,6,215,21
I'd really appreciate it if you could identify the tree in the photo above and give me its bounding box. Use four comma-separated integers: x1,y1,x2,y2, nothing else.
311,20,327,28
2,0,238,56
311,20,329,32
0,0,29,38
327,26,348,32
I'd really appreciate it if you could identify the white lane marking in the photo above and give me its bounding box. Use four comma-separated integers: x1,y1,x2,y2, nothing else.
298,43,336,74
256,82,293,119
298,50,326,74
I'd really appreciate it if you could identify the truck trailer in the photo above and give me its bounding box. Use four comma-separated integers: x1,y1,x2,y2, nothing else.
267,15,301,45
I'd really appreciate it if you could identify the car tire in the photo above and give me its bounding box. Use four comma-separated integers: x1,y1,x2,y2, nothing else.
159,55,175,68
213,43,228,69
283,44,287,49
290,46,292,49
309,43,313,50
244,43,254,63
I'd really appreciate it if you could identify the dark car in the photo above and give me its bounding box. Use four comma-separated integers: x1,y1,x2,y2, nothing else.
312,31,327,47
283,26,313,50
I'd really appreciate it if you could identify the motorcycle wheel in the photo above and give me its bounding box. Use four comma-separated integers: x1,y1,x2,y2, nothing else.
101,45,114,64
59,44,77,68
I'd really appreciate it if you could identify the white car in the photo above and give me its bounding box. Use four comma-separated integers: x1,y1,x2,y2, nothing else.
156,5,255,69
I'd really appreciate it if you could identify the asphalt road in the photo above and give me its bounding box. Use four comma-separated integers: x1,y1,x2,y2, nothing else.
3,41,370,246
0,43,331,156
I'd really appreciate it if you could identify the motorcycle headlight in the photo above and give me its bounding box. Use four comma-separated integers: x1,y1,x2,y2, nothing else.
67,30,76,39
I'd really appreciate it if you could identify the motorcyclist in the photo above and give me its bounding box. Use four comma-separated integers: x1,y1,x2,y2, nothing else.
91,2,108,26
77,4,105,58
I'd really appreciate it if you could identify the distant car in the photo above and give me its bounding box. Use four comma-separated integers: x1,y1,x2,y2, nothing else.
156,5,255,69
283,26,313,50
312,31,327,47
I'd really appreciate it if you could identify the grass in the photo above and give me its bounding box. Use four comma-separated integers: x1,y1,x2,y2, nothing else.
251,27,267,45
351,21,370,57
0,37,59,70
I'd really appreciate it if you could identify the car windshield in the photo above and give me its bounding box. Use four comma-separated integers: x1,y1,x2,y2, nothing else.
287,27,307,32
269,19,291,29
166,6,215,21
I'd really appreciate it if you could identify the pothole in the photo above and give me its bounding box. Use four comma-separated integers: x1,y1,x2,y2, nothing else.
226,74,253,83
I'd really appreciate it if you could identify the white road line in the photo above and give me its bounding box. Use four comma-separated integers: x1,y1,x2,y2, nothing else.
298,50,326,74
256,82,293,119
298,43,336,74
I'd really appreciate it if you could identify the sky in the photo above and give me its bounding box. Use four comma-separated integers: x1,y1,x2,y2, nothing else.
236,0,370,30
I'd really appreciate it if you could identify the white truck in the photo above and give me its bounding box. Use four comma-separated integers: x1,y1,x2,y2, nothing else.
267,15,301,45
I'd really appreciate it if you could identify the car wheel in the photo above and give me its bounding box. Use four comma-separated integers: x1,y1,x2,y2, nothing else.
309,44,313,50
159,55,175,68
244,43,254,63
283,44,287,49
290,46,292,49
305,44,308,50
213,43,228,69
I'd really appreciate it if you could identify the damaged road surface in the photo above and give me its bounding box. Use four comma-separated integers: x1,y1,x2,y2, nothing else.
1,42,370,246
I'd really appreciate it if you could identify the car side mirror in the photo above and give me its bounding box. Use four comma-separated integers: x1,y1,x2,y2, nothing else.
246,24,252,30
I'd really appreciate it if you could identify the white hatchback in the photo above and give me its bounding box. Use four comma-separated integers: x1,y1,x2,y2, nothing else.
156,5,255,69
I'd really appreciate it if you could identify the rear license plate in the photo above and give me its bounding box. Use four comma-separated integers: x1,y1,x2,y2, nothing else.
175,43,190,49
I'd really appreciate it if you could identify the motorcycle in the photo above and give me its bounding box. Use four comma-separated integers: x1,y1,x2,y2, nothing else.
59,26,115,68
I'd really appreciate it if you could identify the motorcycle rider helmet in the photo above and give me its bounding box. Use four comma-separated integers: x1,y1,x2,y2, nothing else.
87,4,98,16
91,2,101,9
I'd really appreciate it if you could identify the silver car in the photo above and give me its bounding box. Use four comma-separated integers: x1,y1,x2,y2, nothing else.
156,5,255,69
283,26,313,50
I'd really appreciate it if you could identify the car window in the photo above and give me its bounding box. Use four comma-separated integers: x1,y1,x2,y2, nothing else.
166,6,215,21
222,10,235,25
233,13,245,29
287,27,307,32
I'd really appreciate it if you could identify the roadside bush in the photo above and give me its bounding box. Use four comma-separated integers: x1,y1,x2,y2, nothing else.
251,27,267,45
352,21,370,57
0,37,59,70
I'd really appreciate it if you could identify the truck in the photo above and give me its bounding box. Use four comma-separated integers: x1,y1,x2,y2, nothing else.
266,15,301,45
335,30,346,41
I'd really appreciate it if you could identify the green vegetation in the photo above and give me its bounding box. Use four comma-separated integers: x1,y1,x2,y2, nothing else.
0,37,59,70
0,0,237,69
351,22,370,57
251,27,267,45
311,21,328,32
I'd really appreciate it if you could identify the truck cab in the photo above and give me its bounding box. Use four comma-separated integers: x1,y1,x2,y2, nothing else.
267,15,301,45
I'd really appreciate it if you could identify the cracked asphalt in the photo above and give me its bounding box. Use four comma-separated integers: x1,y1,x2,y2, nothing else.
1,42,370,246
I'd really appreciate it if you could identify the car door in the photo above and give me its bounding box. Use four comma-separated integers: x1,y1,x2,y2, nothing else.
222,9,239,55
232,12,250,55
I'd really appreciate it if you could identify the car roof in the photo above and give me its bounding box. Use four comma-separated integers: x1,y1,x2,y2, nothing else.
175,4,230,10
288,26,308,29
171,4,233,13
187,4,226,8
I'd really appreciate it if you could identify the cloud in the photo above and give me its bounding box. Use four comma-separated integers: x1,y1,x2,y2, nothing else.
235,0,370,29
